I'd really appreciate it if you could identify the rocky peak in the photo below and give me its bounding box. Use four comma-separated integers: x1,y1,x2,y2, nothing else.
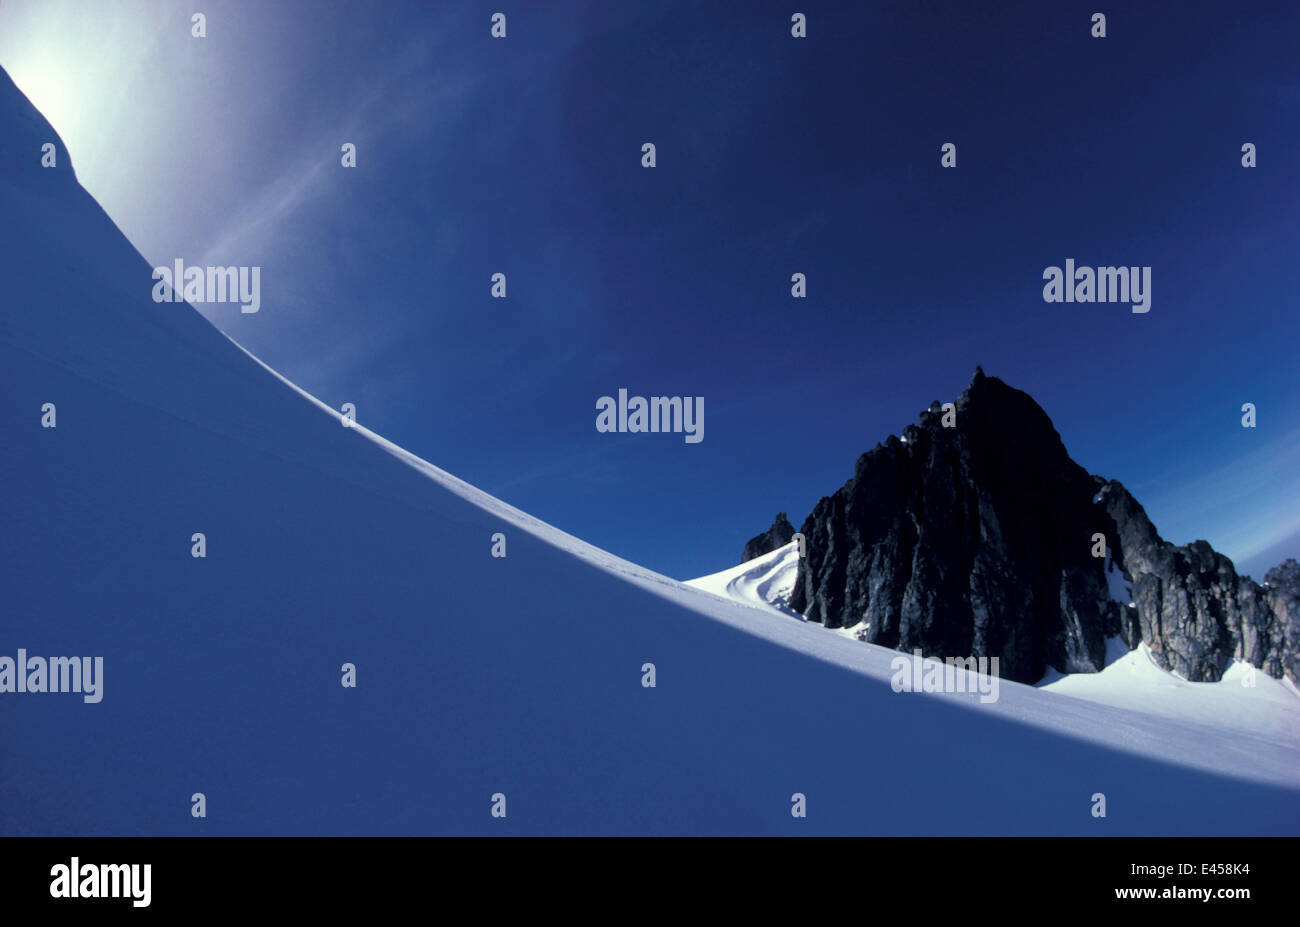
769,369,1297,686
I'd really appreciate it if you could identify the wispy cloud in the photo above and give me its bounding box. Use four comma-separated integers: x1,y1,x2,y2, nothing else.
1140,425,1300,564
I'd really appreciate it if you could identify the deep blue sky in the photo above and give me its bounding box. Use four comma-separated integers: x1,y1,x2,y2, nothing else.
4,0,1298,579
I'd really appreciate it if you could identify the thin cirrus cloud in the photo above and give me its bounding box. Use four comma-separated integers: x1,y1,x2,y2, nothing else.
1137,425,1300,570
0,0,478,385
0,0,275,266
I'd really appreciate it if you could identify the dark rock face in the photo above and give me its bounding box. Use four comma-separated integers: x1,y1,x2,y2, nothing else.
780,368,1298,686
1094,482,1293,682
1263,560,1300,682
742,513,795,563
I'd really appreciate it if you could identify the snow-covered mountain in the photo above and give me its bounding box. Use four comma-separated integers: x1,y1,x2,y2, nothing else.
2,67,1297,835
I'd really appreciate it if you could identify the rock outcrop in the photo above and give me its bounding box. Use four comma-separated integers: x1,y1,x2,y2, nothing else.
777,368,1297,685
741,512,795,563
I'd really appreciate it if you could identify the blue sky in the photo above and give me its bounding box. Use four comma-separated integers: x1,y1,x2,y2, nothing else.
3,0,1297,579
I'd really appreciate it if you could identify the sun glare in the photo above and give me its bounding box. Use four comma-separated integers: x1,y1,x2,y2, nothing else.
14,66,69,136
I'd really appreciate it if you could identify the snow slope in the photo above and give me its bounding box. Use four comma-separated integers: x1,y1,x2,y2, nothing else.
1039,638,1300,745
689,540,1300,783
1,69,1298,835
684,541,802,618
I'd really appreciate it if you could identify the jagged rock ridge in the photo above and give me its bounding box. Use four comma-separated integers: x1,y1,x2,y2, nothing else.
763,368,1297,685
741,512,795,563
